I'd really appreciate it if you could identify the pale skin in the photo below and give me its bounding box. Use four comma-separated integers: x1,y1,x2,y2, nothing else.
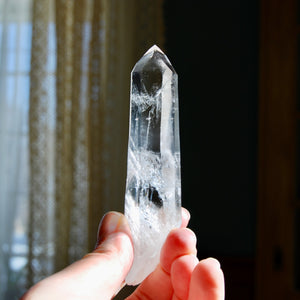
22,208,225,300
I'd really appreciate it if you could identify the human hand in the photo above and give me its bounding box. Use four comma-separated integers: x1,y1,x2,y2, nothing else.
22,209,224,300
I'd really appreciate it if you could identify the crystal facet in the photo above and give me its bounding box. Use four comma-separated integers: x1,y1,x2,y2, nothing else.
124,45,181,285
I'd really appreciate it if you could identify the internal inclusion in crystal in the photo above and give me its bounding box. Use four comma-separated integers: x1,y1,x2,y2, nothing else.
125,45,181,285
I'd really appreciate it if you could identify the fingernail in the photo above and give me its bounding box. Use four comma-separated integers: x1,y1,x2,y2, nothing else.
182,207,190,222
96,212,129,246
204,257,221,269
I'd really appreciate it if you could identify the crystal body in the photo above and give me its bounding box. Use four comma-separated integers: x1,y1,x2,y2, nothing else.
125,45,181,285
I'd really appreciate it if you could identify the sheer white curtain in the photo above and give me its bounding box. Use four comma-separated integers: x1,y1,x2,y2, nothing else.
0,0,32,298
0,0,164,299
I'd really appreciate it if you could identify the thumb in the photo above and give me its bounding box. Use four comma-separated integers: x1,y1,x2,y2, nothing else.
25,212,133,300
78,211,134,298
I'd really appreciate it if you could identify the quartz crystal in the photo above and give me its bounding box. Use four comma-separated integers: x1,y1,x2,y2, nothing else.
124,45,181,285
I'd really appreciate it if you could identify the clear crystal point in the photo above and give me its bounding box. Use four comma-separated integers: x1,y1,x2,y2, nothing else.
125,45,181,285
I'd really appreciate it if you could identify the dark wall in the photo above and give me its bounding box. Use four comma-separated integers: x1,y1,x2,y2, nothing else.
164,0,259,256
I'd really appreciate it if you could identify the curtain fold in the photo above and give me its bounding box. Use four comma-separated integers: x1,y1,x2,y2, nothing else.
68,0,91,264
27,0,165,294
0,0,32,297
28,0,54,286
87,0,106,252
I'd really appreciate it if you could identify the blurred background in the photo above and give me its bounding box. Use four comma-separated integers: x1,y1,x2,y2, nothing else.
0,0,299,299
164,1,258,299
